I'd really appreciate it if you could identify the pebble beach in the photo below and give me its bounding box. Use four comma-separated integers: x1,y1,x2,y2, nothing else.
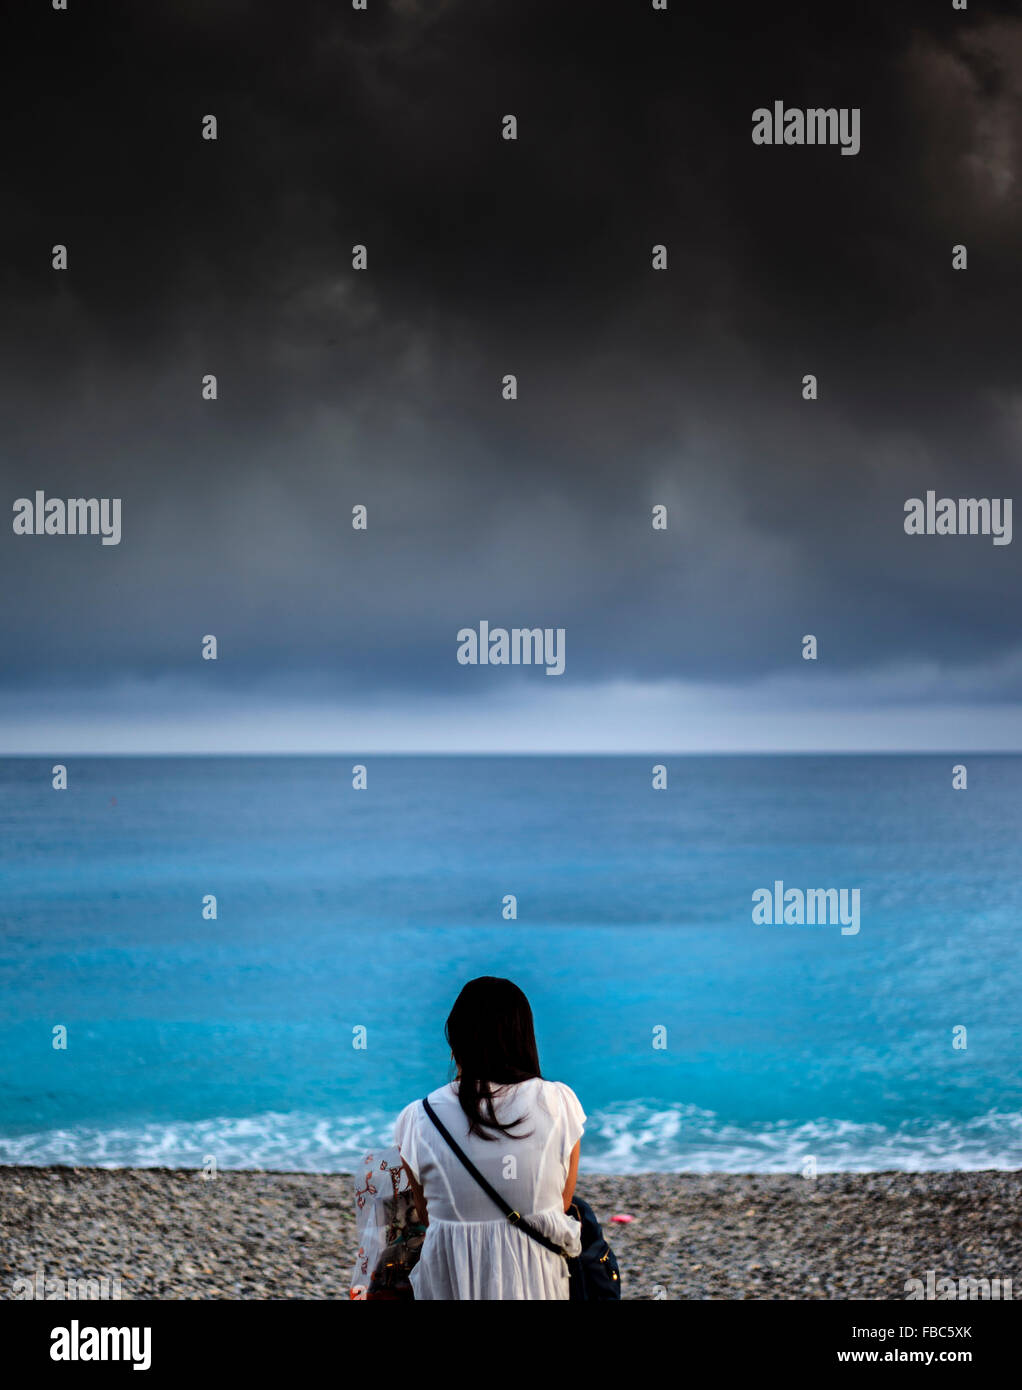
2,1167,1019,1301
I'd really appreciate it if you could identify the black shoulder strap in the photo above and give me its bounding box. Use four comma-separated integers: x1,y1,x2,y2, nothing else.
421,1096,567,1258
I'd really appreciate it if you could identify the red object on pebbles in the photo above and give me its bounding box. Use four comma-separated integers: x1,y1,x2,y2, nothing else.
610,1214,634,1223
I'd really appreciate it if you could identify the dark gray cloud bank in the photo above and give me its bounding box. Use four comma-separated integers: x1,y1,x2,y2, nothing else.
2,0,1021,750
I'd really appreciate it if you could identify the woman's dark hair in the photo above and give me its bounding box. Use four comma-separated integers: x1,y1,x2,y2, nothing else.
445,977,542,1140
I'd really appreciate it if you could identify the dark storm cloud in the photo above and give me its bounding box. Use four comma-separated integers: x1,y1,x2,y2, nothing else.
2,0,1021,701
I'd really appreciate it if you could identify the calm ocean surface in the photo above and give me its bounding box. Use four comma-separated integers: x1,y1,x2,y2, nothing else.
1,755,1020,1173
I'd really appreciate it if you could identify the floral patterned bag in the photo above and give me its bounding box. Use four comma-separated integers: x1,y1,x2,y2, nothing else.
350,1146,426,1301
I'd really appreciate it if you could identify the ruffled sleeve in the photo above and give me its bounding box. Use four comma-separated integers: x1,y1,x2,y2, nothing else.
554,1081,586,1165
394,1099,423,1181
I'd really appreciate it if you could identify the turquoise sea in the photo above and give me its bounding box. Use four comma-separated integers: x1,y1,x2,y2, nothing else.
1,755,1020,1172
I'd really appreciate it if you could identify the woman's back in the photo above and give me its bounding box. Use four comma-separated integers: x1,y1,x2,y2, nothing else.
395,1076,585,1300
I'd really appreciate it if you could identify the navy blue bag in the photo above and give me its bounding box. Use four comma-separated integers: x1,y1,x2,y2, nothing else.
565,1196,621,1300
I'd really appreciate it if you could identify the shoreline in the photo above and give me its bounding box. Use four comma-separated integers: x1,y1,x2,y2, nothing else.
2,1167,1019,1301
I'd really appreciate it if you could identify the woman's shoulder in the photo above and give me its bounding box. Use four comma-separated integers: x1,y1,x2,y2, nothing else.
396,1082,456,1123
394,1083,457,1150
539,1076,582,1097
536,1077,585,1114
538,1080,586,1147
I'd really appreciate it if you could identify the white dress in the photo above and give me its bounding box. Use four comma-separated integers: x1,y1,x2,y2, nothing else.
394,1077,586,1300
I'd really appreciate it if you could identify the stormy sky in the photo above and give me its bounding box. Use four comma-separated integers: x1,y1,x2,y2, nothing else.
2,0,1021,752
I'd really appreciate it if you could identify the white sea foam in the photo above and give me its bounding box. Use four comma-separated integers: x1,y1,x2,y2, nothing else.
1,1104,1020,1173
0,1112,391,1171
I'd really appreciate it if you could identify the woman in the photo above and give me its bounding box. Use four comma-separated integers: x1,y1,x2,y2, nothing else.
394,976,585,1300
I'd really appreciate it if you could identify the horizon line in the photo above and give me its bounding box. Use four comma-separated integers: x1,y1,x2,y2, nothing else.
1,750,1017,759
